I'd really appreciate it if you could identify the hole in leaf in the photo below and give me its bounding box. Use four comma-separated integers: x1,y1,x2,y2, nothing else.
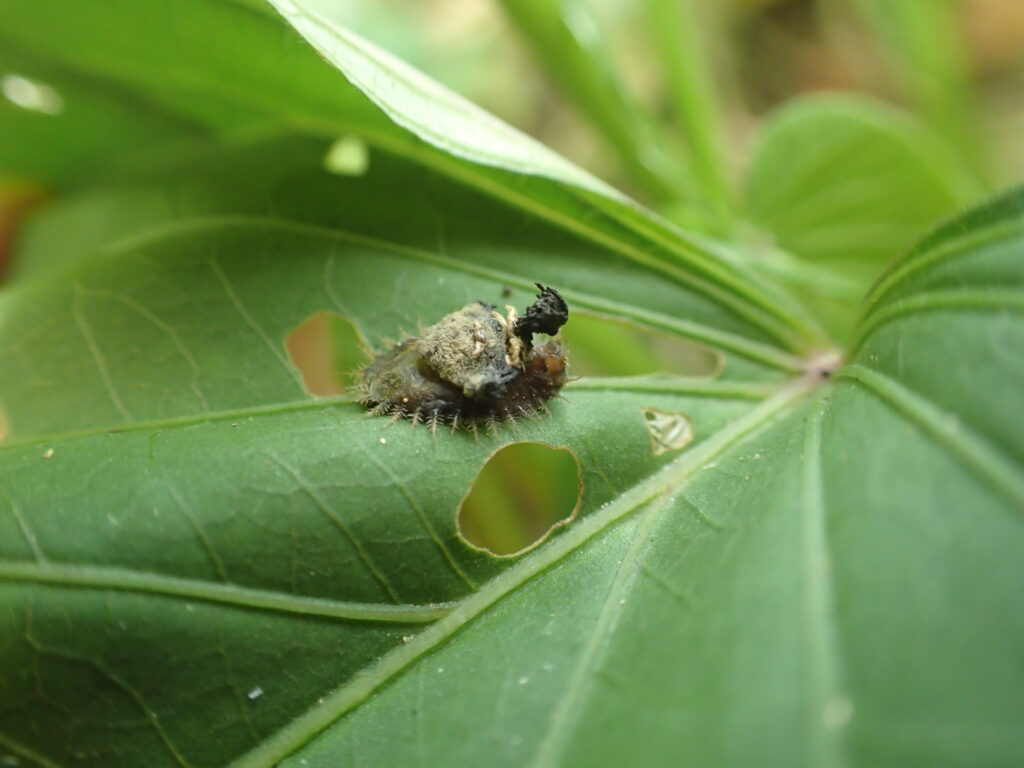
2,73,64,114
0,180,48,284
642,408,694,456
323,136,370,176
562,312,720,378
285,312,368,397
458,442,582,557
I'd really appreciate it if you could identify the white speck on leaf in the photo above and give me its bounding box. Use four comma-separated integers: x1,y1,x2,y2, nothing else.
518,676,529,685
247,686,263,700
42,448,54,459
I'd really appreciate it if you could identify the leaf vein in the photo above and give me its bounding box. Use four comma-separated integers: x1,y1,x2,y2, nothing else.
0,561,449,623
101,215,805,373
850,288,1024,354
265,452,403,603
864,219,1024,313
24,600,194,768
353,441,476,591
207,259,308,395
837,365,1024,511
71,286,134,422
531,502,663,768
0,729,67,768
80,287,212,413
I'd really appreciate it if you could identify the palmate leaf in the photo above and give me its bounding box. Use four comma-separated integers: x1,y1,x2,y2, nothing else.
744,94,982,341
0,4,1022,768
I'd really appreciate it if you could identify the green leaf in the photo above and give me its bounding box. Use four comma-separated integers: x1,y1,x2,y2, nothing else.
745,94,981,338
2,3,1022,768
261,189,1023,768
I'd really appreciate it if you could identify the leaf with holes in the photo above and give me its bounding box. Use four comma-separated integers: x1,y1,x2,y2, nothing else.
0,3,1022,768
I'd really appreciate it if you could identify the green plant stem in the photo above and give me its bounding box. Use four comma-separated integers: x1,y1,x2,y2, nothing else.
643,0,734,221
846,0,987,181
496,0,692,203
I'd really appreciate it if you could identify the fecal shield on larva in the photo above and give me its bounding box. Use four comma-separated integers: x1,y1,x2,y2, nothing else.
360,284,570,429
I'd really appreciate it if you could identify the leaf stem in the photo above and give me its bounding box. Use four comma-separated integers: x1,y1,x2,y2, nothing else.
642,0,734,219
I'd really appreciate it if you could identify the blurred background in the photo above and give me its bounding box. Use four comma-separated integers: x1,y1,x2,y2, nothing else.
302,0,1024,204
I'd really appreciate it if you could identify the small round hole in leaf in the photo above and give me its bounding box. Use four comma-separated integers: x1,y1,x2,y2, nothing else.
285,311,368,397
458,442,582,557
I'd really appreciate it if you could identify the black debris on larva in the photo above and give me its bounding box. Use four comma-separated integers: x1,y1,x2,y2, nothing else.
514,283,569,342
359,284,570,431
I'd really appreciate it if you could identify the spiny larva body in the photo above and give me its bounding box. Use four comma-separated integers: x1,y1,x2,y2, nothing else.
360,284,570,429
